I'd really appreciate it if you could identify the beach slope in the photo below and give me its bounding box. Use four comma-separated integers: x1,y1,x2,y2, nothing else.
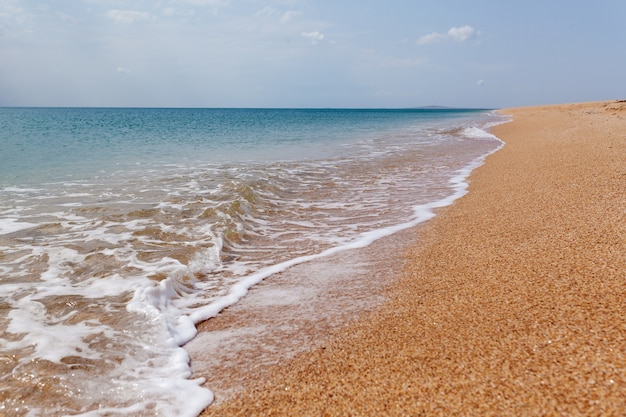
201,101,626,416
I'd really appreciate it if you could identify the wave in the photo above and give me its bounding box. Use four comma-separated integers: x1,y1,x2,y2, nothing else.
0,109,507,416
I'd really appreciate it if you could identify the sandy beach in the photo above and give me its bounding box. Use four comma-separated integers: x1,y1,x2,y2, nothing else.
199,100,626,416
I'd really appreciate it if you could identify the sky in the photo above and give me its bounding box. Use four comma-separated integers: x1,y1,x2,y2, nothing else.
1,0,625,108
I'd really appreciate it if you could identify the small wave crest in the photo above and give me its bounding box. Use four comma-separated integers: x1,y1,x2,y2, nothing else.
462,126,501,140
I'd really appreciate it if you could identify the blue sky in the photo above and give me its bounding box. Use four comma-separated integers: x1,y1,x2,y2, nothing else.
1,0,625,108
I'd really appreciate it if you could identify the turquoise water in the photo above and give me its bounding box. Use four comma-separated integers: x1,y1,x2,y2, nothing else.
0,107,505,416
1,107,487,185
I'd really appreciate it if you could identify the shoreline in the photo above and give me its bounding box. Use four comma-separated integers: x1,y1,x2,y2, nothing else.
187,112,503,405
198,100,626,416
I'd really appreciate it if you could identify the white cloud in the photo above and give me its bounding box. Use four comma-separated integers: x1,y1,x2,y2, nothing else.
301,31,325,44
477,79,485,86
416,32,444,45
280,10,302,24
117,66,131,74
417,25,478,45
105,10,152,24
447,25,477,42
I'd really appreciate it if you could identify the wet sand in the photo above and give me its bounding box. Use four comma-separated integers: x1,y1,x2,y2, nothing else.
198,100,626,416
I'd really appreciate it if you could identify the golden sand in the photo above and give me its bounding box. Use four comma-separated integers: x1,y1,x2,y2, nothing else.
200,101,626,416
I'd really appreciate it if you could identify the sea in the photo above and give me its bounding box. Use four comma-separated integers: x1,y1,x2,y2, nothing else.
0,107,507,416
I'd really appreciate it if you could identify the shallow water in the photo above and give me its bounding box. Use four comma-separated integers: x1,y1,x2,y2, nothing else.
0,108,505,416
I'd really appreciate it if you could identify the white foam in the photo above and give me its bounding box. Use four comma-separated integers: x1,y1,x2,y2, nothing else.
0,218,36,235
187,126,506,326
5,298,107,363
1,186,42,193
1,252,214,417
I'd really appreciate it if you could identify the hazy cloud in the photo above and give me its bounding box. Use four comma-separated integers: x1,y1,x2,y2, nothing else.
256,6,277,17
256,7,302,24
301,31,325,44
0,0,29,25
105,10,152,24
416,32,445,45
417,25,478,45
280,10,302,24
56,12,76,23
0,1,23,19
161,8,176,17
160,7,195,18
176,0,229,6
